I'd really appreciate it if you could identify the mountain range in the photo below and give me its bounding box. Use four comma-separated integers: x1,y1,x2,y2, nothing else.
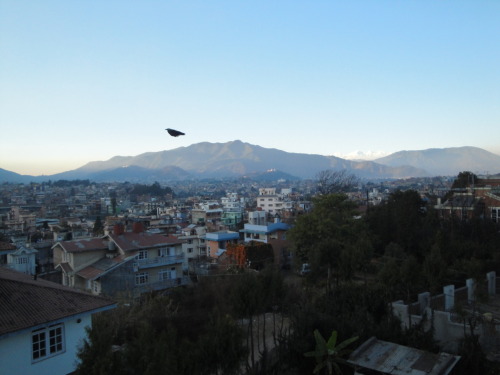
2,141,500,183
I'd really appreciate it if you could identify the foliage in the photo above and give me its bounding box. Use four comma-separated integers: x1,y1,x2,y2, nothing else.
316,170,360,195
130,181,173,197
289,193,370,285
92,216,103,236
304,330,358,375
51,179,91,187
76,294,246,375
246,242,274,270
451,171,479,190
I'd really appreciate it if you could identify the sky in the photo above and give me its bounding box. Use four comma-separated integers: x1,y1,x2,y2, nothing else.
1,1,499,176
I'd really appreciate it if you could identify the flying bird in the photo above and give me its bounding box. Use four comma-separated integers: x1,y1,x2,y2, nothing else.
166,128,185,137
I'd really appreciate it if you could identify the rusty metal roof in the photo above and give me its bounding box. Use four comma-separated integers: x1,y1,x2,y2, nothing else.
348,337,461,375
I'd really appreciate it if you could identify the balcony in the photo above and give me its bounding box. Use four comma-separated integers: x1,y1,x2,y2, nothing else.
135,255,184,269
134,276,191,296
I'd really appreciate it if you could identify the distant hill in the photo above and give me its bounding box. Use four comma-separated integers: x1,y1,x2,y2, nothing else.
3,141,498,184
374,146,500,176
0,168,36,184
60,140,426,180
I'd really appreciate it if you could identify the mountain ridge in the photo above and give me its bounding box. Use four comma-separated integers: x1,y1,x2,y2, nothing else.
1,141,499,183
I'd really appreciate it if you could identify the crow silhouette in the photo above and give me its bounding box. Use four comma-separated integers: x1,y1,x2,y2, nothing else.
166,128,185,137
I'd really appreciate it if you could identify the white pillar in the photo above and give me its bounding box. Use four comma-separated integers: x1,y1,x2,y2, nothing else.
444,285,455,311
487,271,496,295
466,278,475,303
418,292,430,314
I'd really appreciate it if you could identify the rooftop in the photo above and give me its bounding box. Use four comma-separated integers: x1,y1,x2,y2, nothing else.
348,337,460,375
0,267,115,337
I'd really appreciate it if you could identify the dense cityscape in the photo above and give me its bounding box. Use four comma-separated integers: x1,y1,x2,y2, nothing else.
2,172,500,374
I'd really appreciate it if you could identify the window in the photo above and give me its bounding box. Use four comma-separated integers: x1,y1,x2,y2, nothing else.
17,256,28,264
32,324,64,362
188,248,193,253
137,250,148,260
159,267,176,280
135,272,149,285
493,208,500,223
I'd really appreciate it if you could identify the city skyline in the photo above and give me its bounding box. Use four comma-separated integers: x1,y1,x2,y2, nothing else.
1,1,499,176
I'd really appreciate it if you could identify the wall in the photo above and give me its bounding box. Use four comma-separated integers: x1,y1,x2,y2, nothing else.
0,315,91,375
392,273,499,354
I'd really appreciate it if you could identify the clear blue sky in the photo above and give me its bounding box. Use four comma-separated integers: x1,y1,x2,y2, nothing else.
1,0,499,175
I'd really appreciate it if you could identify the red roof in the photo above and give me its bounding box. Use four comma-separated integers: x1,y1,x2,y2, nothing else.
76,254,130,280
109,232,183,252
0,267,115,337
56,237,108,253
0,242,16,251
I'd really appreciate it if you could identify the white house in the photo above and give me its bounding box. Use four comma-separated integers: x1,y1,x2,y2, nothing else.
7,244,38,275
0,267,116,375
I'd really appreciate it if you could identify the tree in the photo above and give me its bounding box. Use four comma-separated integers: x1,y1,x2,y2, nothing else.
289,193,363,287
304,330,358,375
451,171,479,190
93,216,103,236
110,190,117,215
316,170,359,195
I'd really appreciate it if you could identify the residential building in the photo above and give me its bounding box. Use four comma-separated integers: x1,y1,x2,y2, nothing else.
53,223,188,299
177,224,207,269
0,267,115,375
435,178,500,222
191,201,223,230
239,214,291,267
205,231,240,259
0,241,16,266
7,244,38,275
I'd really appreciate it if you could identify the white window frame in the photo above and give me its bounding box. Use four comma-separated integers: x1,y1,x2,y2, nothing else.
137,250,148,260
492,207,499,223
32,323,65,362
17,256,29,264
135,272,149,285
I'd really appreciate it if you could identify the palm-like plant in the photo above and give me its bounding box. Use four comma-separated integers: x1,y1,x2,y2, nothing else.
304,330,358,375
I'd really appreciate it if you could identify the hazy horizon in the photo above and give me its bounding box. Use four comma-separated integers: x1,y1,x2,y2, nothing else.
2,141,500,177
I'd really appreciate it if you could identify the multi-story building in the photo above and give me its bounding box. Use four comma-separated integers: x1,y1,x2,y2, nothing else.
205,231,240,259
177,224,207,269
52,223,188,299
435,178,500,222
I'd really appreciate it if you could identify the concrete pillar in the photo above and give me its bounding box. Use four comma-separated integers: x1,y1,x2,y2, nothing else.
444,285,455,311
418,292,430,314
487,271,496,295
466,278,475,303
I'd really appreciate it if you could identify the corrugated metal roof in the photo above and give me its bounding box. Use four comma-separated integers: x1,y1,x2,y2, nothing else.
348,337,461,375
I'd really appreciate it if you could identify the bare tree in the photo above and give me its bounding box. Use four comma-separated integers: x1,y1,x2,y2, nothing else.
316,169,359,195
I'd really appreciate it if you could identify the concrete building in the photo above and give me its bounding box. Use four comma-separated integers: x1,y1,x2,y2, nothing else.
53,224,188,299
0,267,115,375
7,244,38,275
205,231,239,259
